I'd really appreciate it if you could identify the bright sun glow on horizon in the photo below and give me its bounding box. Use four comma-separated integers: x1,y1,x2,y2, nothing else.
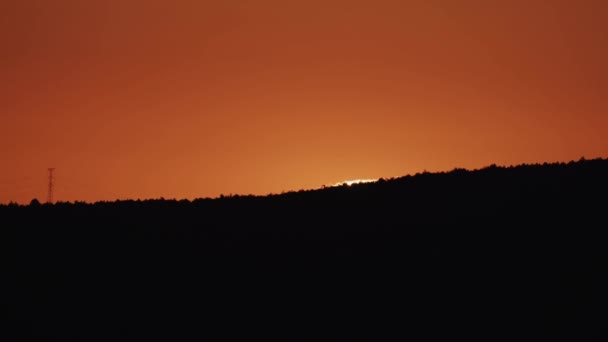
332,179,378,187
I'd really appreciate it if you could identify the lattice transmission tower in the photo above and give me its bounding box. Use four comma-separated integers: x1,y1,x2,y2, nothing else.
47,168,55,204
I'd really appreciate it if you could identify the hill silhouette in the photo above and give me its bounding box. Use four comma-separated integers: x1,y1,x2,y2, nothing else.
4,157,608,338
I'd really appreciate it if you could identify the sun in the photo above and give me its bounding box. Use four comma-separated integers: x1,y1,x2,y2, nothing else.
332,179,377,187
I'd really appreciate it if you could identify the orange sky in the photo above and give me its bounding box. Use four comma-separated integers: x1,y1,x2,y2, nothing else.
1,0,607,203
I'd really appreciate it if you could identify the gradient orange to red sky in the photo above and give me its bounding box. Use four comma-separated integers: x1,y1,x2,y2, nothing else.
1,0,607,203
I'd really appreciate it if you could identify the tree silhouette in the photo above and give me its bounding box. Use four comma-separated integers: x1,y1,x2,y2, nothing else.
4,157,608,339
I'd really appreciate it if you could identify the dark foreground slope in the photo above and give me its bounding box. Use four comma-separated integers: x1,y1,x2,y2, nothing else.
4,158,608,338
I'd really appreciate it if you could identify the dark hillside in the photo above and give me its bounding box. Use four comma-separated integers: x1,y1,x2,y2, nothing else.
4,158,608,338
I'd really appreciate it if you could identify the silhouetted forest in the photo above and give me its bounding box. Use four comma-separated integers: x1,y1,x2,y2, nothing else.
4,158,608,338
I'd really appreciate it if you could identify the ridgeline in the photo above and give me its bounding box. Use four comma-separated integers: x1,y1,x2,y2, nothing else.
5,158,608,338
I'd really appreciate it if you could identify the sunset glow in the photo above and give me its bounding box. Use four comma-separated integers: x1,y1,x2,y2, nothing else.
333,179,378,187
1,0,606,204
